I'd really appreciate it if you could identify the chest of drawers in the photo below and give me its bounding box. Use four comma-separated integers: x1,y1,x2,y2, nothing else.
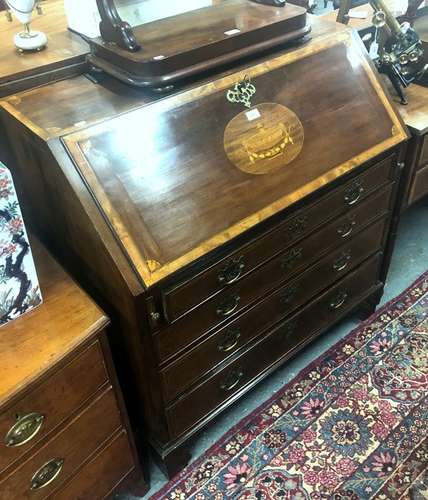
0,19,409,477
397,84,428,208
0,237,147,498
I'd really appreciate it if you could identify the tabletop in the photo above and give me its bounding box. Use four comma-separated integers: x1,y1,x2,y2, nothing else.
0,235,108,407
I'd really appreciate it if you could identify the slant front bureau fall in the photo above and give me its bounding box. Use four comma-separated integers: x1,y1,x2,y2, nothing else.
0,18,408,476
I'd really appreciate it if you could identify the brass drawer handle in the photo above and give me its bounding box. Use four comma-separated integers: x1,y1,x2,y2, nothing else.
281,320,296,338
5,413,45,447
337,219,356,238
218,328,241,353
330,291,348,310
30,458,64,490
218,256,245,285
221,368,244,391
216,293,240,317
333,251,352,272
344,181,364,206
281,248,303,271
286,215,307,240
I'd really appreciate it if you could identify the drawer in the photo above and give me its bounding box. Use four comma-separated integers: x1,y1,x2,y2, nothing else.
409,164,428,204
156,184,394,363
160,217,387,402
166,254,382,439
54,431,135,500
0,341,108,474
162,155,395,322
420,135,428,168
0,387,122,500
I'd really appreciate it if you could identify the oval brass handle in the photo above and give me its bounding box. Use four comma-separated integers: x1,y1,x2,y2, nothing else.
330,291,348,310
221,368,244,391
216,293,240,317
337,219,356,238
5,413,45,447
281,248,303,271
281,320,296,338
218,257,245,285
286,215,307,240
344,182,364,206
30,458,64,490
333,251,351,272
218,328,241,353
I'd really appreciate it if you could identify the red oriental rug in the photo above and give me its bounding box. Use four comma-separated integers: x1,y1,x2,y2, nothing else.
152,272,428,500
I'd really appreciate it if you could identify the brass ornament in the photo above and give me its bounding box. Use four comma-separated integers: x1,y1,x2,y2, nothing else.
5,413,44,447
224,103,304,175
226,76,257,109
30,458,64,490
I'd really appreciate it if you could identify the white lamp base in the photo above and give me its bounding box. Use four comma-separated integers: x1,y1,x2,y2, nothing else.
14,30,47,52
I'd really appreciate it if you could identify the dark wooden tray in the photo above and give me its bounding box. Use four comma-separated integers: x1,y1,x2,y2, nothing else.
88,0,310,89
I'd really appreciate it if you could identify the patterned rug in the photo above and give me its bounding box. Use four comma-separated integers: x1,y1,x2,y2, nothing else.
153,272,428,500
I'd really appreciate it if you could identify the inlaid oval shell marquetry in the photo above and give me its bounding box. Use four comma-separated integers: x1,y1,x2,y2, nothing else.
223,103,304,175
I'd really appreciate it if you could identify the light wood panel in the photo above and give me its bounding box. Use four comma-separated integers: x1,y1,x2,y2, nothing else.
0,0,88,96
0,235,108,406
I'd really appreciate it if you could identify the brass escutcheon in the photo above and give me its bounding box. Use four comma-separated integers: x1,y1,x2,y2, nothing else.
226,75,256,109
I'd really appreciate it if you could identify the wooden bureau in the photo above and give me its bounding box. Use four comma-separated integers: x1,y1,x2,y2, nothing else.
0,18,409,477
0,237,147,498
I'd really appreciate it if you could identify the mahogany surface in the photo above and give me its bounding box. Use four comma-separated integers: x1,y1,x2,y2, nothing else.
161,217,389,403
66,31,405,287
0,237,147,497
89,0,310,87
157,183,394,366
0,0,88,97
0,18,408,477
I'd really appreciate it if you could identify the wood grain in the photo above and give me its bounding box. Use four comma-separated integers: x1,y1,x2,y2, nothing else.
0,235,108,407
64,30,407,287
89,0,309,87
393,83,428,135
0,15,341,140
0,341,108,474
0,387,121,499
0,0,88,96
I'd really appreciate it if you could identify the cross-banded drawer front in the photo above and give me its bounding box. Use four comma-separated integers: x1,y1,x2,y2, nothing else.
155,183,394,364
161,155,395,323
166,255,382,439
160,217,388,402
0,341,108,474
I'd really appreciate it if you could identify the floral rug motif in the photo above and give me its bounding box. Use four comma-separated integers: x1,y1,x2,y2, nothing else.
152,272,428,500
